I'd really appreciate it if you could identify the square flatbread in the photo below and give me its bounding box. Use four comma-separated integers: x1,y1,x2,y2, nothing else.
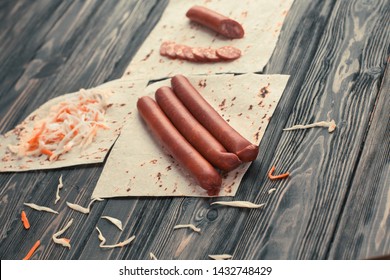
124,0,294,79
92,73,290,198
0,78,147,172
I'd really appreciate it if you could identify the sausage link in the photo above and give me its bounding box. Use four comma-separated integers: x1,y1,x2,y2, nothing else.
137,96,222,195
171,75,259,162
155,86,241,171
186,6,245,39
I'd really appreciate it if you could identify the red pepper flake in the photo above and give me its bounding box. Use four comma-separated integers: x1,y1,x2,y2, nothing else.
268,166,289,180
198,79,207,88
260,83,271,97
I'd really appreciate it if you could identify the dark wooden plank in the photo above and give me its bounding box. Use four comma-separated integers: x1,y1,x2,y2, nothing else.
79,197,177,260
0,0,166,260
328,61,390,260
232,0,389,259
1,0,166,132
0,0,70,125
0,0,109,260
78,0,339,260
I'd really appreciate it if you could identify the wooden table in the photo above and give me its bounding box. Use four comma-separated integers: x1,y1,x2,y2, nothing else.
0,0,389,260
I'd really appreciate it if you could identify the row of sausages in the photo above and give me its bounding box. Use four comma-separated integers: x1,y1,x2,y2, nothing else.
137,75,259,195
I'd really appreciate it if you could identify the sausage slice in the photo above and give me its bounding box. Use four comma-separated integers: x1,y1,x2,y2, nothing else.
192,47,209,62
216,46,241,61
202,48,221,62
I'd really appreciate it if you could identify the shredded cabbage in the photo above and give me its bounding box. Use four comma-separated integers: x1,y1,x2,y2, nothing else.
18,89,109,160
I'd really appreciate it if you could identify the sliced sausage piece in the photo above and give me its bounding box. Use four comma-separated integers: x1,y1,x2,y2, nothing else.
164,41,177,59
137,96,222,195
182,46,197,62
192,47,208,62
159,42,169,56
202,48,221,62
216,46,241,61
174,44,187,60
171,75,259,162
186,6,245,39
160,41,176,58
155,86,242,171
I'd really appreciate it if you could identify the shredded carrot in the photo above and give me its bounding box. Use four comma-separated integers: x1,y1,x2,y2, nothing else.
52,219,73,249
86,99,98,104
40,148,53,156
268,166,289,180
93,122,109,129
18,90,108,160
23,240,40,260
27,123,46,145
27,123,46,151
80,105,89,112
21,210,30,229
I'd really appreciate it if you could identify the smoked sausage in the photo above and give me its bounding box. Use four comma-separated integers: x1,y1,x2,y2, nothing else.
137,96,222,195
171,75,259,162
186,6,245,39
155,86,241,171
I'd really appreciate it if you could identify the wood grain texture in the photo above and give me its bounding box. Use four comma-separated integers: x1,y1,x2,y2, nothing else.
0,0,167,259
232,0,389,259
329,62,390,260
0,0,389,260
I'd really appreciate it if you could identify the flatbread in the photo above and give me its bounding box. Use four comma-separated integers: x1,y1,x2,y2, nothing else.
92,73,290,198
124,0,294,79
0,78,147,172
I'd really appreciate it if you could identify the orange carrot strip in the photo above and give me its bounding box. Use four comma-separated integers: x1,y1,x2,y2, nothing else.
23,240,40,260
61,238,71,243
94,123,109,129
27,135,40,146
69,124,79,136
27,123,46,144
27,122,47,151
41,149,53,156
80,105,89,112
268,166,289,180
21,211,30,229
27,143,39,151
54,107,69,121
86,99,98,104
